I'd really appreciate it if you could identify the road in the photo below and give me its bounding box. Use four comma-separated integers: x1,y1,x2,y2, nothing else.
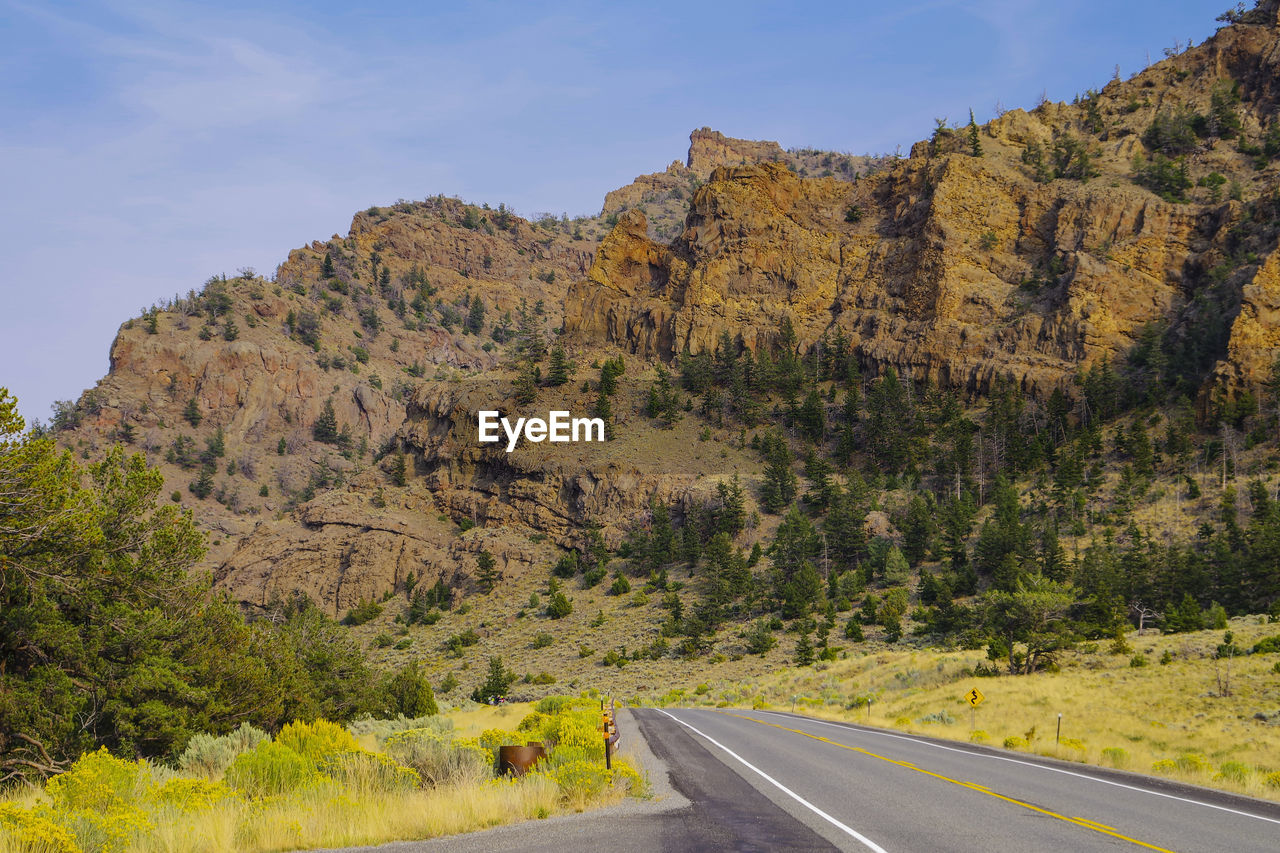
636,708,1280,852
342,707,1280,853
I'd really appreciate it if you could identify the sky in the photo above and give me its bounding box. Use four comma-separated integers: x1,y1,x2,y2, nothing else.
0,0,1228,426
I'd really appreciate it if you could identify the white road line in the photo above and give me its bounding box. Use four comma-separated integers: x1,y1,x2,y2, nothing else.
751,709,1280,827
656,708,889,853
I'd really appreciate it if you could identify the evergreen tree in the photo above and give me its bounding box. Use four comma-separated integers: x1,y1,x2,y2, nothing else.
599,356,625,396
771,506,823,617
475,550,500,593
716,474,747,536
470,656,515,703
883,546,910,585
385,661,438,717
312,399,340,444
183,397,202,428
592,393,614,439
190,464,215,499
794,632,815,666
514,362,539,405
901,494,935,566
797,387,825,442
322,251,335,278
547,345,572,386
759,432,797,512
465,295,486,334
390,451,407,487
968,109,983,156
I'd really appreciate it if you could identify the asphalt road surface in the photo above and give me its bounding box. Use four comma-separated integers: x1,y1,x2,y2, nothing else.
339,707,1280,853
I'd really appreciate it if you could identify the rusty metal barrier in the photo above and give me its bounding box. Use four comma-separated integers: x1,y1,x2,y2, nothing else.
498,742,547,776
498,695,621,775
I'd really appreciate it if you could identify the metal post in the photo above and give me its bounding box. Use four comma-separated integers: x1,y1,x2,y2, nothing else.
1056,713,1062,744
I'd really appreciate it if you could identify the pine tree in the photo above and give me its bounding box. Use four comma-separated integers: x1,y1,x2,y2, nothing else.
599,356,625,396
386,661,438,717
390,451,407,486
592,393,614,439
547,345,572,386
470,656,515,703
968,109,983,157
475,550,500,593
883,546,910,585
514,362,539,405
322,251,335,278
794,632,815,666
183,397,202,428
313,399,340,444
760,432,797,512
190,465,215,499
466,295,485,334
797,387,825,442
717,473,747,535
901,494,934,566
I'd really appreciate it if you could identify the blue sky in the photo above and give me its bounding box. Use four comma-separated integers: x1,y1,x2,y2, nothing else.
0,0,1227,425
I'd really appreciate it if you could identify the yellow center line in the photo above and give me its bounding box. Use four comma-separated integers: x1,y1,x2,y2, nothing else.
723,711,1177,853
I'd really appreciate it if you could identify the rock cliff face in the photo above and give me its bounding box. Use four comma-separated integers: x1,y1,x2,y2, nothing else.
569,11,1280,402
65,196,591,570
602,128,878,243
55,8,1280,615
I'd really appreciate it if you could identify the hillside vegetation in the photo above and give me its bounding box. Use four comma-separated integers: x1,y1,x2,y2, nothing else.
7,1,1280,824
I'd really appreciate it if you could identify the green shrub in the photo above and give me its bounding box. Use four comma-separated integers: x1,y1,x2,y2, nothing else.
224,742,320,797
177,722,269,777
917,711,956,726
550,759,611,805
1175,753,1211,774
316,749,420,794
477,729,521,752
1252,635,1280,654
347,714,451,745
517,712,550,733
1217,761,1252,784
1003,736,1028,750
543,713,603,756
275,719,359,763
147,777,234,813
1102,747,1129,768
0,803,79,853
342,598,383,626
45,748,149,813
535,695,591,715
383,730,492,788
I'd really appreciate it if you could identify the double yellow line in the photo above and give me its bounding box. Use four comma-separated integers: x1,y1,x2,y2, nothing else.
727,711,1177,853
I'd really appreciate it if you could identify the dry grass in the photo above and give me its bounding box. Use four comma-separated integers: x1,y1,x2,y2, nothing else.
695,617,1280,801
154,777,562,853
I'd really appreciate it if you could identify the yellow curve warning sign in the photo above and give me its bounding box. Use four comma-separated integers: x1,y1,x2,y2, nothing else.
965,687,985,707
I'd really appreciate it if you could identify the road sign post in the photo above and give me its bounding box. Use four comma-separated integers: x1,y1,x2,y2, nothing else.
965,686,985,730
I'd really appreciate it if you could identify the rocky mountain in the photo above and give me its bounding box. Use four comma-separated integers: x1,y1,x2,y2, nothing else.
569,4,1280,409
48,5,1280,664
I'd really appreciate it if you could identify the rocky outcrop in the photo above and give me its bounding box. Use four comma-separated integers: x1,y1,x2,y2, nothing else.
568,15,1280,402
686,127,786,174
